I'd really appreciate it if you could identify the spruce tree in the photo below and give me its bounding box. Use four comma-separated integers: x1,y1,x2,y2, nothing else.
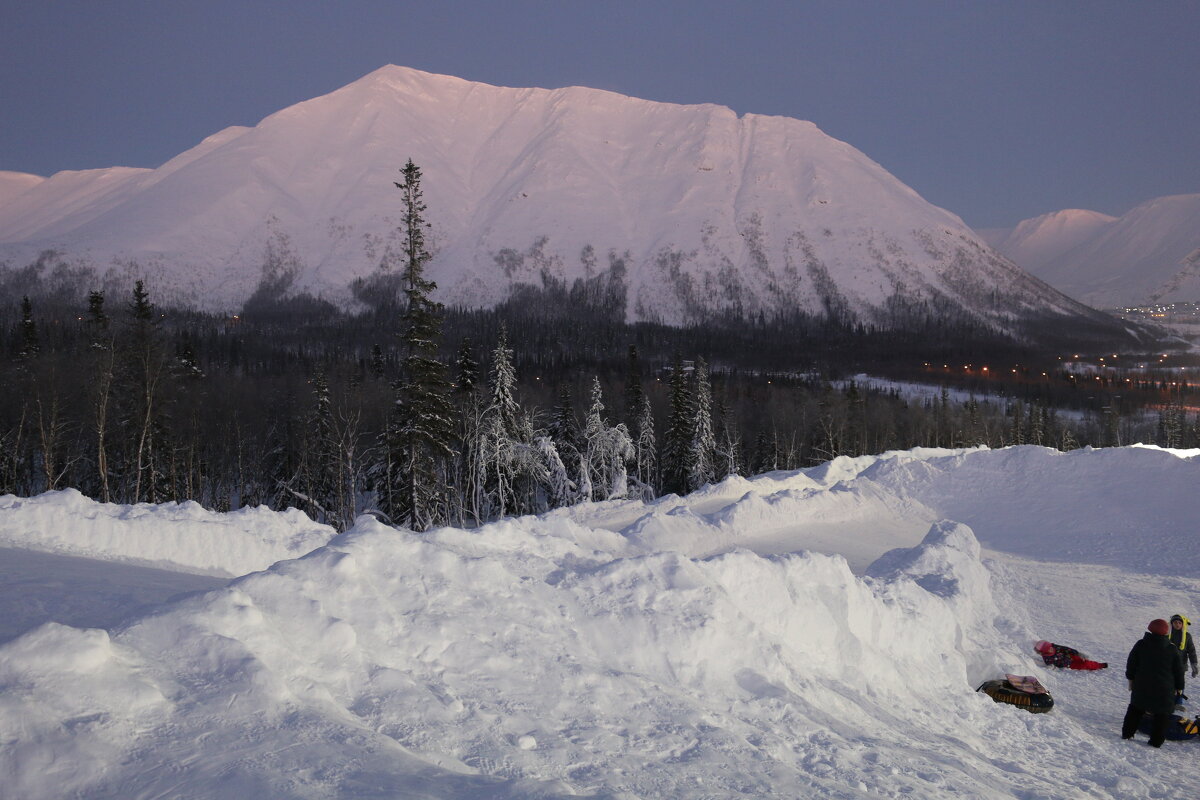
452,337,482,525
18,296,39,361
623,345,644,426
549,382,580,458
479,328,522,518
454,338,480,396
633,392,657,496
380,160,454,531
124,280,169,503
686,357,716,492
487,327,521,441
298,371,339,524
1008,399,1025,446
661,352,693,496
87,291,115,502
369,343,386,379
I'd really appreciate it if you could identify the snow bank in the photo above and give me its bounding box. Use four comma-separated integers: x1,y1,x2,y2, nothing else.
0,510,1036,798
858,445,1200,574
0,489,336,576
3,445,1199,797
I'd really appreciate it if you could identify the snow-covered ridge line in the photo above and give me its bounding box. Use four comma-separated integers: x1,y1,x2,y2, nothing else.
0,489,335,576
0,65,1097,330
982,195,1200,306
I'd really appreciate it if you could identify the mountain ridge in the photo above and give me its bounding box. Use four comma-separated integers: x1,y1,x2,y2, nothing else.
0,65,1110,332
983,195,1200,307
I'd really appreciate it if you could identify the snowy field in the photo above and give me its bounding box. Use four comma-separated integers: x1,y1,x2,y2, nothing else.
2,445,1199,799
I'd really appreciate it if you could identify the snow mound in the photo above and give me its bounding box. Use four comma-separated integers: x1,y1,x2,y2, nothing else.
3,445,1199,797
0,489,336,575
858,445,1200,574
0,511,1035,798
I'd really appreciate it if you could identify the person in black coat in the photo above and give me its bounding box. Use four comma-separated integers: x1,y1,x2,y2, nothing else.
1123,618,1186,747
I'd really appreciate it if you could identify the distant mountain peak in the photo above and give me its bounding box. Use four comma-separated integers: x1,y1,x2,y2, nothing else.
984,195,1200,306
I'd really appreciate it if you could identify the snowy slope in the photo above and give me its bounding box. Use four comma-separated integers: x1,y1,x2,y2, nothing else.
980,208,1116,274
985,195,1200,307
0,66,1101,329
0,489,335,576
0,170,44,210
2,445,1199,799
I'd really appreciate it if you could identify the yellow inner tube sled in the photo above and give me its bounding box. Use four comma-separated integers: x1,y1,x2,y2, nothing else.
977,678,1054,713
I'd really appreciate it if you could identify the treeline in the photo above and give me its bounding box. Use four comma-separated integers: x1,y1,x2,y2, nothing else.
2,163,1192,531
6,276,1193,532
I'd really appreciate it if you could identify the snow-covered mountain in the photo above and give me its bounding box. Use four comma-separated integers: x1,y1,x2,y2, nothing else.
0,170,44,210
0,66,1105,330
979,209,1117,274
2,444,1199,798
982,195,1200,308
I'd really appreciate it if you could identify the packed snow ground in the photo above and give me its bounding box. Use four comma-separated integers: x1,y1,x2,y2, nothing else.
2,445,1199,799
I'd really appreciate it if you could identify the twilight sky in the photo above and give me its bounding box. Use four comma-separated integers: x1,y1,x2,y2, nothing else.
2,0,1197,229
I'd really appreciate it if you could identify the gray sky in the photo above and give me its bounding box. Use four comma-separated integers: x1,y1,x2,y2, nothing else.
2,0,1197,228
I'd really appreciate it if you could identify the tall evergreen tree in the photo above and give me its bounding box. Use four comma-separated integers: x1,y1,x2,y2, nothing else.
623,344,645,426
453,338,480,396
661,352,693,496
686,357,716,492
549,382,580,458
451,337,483,525
633,392,657,496
369,343,386,379
478,328,523,518
18,296,39,361
293,371,339,524
123,280,170,503
87,291,116,502
380,160,455,531
487,327,522,440
1008,399,1026,446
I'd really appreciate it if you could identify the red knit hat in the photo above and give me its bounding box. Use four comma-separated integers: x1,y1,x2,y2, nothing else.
1149,619,1170,636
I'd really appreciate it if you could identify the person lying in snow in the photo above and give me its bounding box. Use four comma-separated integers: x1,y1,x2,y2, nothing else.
1034,640,1107,670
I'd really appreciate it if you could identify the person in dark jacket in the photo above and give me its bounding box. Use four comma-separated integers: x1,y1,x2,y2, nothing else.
1123,618,1186,747
1169,614,1198,683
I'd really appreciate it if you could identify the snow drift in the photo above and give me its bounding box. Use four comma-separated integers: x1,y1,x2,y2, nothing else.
2,444,1199,798
0,489,334,575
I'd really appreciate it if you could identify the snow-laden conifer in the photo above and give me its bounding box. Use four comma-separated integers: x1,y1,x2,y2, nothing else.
581,377,634,501
379,160,454,532
477,328,548,517
633,392,657,498
686,358,716,492
535,436,575,508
